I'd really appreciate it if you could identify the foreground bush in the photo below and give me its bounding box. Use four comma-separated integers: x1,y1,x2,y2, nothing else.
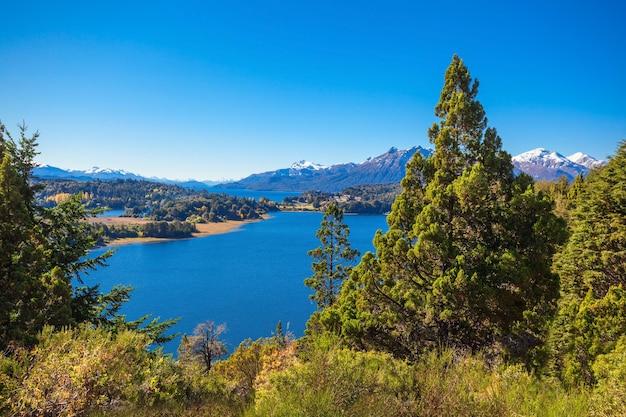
248,336,590,417
9,325,152,415
589,335,626,416
412,349,589,417
0,326,595,416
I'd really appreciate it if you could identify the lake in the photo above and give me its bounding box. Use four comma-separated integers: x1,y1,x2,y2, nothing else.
88,210,388,354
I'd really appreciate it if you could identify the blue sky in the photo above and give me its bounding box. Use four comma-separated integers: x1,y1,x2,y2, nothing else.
1,1,624,181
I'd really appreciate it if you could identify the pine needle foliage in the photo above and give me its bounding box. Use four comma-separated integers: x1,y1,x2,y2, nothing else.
333,55,567,364
550,140,626,386
305,204,360,309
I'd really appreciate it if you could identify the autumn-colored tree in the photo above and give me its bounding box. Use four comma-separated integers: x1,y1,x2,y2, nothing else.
10,325,151,415
179,321,228,372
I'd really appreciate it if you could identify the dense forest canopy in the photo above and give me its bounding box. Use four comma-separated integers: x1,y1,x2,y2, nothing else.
35,178,280,243
2,55,626,416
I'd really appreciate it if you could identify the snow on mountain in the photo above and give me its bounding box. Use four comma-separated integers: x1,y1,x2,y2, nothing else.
34,145,605,193
352,146,432,185
513,148,573,168
217,146,434,192
566,152,606,169
512,148,604,181
84,166,131,175
33,164,202,187
290,160,327,171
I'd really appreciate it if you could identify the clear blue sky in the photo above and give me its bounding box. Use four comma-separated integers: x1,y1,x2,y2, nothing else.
1,1,624,181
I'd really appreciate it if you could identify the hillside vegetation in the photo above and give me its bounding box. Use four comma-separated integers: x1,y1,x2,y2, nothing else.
282,183,401,214
37,178,278,222
36,178,278,243
2,56,626,416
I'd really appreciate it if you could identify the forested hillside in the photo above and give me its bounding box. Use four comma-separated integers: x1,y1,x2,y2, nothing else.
2,56,626,416
283,183,401,214
36,178,278,222
35,178,279,243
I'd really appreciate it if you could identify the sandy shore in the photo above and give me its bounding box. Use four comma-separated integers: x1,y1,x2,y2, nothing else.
89,216,258,247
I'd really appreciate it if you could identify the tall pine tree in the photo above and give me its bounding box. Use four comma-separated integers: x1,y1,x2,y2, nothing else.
306,204,359,309
334,55,566,363
550,141,626,385
0,149,47,346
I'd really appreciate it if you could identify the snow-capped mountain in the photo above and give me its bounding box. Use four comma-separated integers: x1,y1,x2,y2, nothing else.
512,148,604,181
34,146,605,193
566,152,606,169
84,166,134,176
218,146,433,192
34,165,145,181
222,146,604,192
290,160,327,171
33,165,214,189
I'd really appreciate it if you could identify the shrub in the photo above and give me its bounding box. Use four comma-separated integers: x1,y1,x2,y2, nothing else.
11,325,150,416
249,335,590,417
250,335,416,417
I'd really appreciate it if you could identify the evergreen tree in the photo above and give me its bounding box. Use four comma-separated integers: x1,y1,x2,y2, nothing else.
0,150,47,346
335,56,566,363
0,120,175,349
0,122,65,347
550,141,626,385
305,204,360,309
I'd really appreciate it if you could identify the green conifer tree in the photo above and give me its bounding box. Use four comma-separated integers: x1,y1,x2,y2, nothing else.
0,120,175,348
0,151,47,346
335,56,566,363
550,141,626,385
306,204,360,309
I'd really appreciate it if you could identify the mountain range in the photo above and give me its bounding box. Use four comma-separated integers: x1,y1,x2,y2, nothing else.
511,148,605,181
217,147,605,192
34,147,605,193
216,146,431,192
33,165,218,189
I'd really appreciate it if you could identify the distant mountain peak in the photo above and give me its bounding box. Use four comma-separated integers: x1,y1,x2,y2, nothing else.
566,152,606,169
84,166,136,176
217,145,434,192
512,148,605,181
32,164,216,190
513,148,570,166
566,152,585,161
36,145,607,193
290,160,327,171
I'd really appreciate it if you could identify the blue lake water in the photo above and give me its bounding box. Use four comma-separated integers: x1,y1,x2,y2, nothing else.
88,211,388,354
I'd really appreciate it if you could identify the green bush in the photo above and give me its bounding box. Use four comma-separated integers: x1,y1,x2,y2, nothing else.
249,334,590,417
589,336,626,416
250,335,416,417
11,325,151,416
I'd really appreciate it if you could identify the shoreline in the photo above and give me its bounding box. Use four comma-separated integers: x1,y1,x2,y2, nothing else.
89,216,267,247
